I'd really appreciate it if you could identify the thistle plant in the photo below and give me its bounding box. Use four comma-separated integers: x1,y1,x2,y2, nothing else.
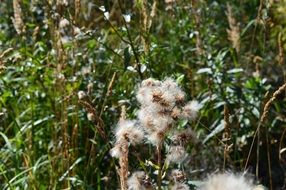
110,78,201,190
198,172,260,190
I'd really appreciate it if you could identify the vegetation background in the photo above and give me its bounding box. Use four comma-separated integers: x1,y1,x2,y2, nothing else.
0,0,286,189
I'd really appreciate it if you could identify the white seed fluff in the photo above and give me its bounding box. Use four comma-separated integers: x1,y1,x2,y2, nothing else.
171,182,190,190
116,120,144,145
181,100,201,120
166,145,188,164
199,173,255,190
77,91,86,100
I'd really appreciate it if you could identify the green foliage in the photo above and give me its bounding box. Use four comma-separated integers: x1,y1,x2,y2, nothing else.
0,0,286,189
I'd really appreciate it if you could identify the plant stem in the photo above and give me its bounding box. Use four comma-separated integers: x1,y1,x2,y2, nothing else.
119,140,129,190
157,143,162,190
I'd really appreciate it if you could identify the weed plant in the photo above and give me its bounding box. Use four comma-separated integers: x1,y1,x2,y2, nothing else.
0,0,286,189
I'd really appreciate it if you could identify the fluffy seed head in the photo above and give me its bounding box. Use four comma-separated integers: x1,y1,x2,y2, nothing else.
162,78,179,90
181,100,201,120
147,132,164,146
171,182,190,190
174,91,186,104
171,106,181,119
136,78,201,147
166,145,188,164
171,128,197,145
170,169,186,182
199,173,255,190
141,78,161,87
137,108,156,132
152,115,173,131
110,144,121,158
158,90,176,107
137,78,161,105
127,171,152,190
116,120,144,145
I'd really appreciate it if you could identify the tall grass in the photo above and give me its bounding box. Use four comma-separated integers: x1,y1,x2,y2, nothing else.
0,0,286,189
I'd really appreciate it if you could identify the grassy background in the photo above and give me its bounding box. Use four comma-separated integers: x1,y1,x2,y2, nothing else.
0,0,286,189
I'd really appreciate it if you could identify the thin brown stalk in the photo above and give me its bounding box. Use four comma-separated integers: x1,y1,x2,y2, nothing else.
0,48,13,59
278,32,284,65
84,72,116,182
119,139,129,190
78,100,106,140
99,72,117,117
140,0,149,53
0,48,13,71
137,0,157,54
260,82,286,123
149,0,158,29
120,105,127,122
256,125,260,178
244,82,286,172
277,32,286,97
266,131,273,190
118,105,129,190
223,104,231,137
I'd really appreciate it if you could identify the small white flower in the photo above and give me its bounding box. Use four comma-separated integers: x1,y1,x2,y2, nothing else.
123,14,131,23
104,12,110,20
99,6,105,12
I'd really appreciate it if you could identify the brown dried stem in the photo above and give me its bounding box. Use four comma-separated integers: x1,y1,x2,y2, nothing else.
119,139,129,190
12,0,25,34
244,82,286,172
260,82,286,123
